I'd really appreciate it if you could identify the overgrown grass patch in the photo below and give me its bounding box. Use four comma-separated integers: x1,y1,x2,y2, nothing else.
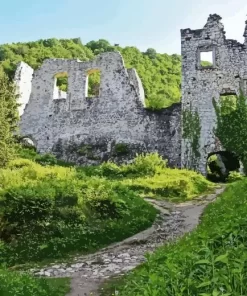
121,168,213,201
0,268,70,296
101,179,247,296
79,153,214,201
0,150,214,296
0,158,157,266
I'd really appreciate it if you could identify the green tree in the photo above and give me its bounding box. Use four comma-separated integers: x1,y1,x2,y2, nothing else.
0,67,17,167
213,91,247,171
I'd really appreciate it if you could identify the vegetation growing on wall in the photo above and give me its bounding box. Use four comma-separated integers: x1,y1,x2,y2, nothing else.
0,38,181,109
182,104,201,169
213,92,247,172
113,143,129,156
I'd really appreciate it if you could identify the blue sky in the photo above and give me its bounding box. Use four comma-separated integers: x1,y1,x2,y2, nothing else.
1,0,247,54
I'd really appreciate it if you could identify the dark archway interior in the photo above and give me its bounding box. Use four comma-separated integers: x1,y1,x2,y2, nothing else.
207,151,240,182
18,136,37,151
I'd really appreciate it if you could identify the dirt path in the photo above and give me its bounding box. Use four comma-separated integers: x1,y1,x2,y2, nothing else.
31,186,225,296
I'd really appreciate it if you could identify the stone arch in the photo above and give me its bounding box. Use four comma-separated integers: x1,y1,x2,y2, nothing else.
206,150,241,181
18,135,38,150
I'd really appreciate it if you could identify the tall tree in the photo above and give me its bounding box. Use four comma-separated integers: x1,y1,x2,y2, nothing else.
0,67,18,167
213,92,247,172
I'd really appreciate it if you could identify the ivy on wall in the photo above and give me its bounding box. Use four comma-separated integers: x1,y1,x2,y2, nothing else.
213,91,247,172
182,103,201,169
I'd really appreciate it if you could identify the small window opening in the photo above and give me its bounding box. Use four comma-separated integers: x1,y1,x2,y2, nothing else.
86,69,101,98
54,72,68,99
200,51,214,67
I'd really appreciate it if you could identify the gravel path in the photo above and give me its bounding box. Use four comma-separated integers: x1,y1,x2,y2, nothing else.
30,186,225,296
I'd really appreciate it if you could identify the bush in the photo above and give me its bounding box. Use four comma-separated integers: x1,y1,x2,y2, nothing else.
227,171,244,183
113,143,129,155
122,153,167,177
122,168,212,201
99,162,123,178
96,153,168,179
8,158,34,169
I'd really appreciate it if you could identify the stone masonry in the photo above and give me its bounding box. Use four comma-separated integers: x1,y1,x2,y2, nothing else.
181,14,247,174
17,14,247,174
18,52,181,167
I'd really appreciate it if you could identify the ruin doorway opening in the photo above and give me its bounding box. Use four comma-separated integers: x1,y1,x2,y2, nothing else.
86,69,101,98
17,136,37,154
206,151,240,182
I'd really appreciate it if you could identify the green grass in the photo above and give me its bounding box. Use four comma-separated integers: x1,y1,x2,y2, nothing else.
0,163,157,265
100,178,247,296
78,153,214,202
0,269,70,296
0,149,215,296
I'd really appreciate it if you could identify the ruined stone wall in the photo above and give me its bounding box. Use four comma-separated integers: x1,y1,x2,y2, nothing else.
19,52,181,167
181,14,247,175
14,61,34,116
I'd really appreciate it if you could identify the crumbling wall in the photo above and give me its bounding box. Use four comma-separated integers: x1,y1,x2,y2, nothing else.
19,51,181,167
14,62,33,116
181,14,247,175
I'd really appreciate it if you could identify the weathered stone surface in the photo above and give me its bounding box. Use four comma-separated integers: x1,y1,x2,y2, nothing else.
17,51,181,168
14,61,33,116
181,14,247,175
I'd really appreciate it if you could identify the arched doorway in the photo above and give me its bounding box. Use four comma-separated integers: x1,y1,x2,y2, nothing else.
18,136,37,151
206,151,240,182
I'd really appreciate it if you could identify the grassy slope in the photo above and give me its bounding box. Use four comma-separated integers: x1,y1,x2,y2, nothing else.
0,269,70,296
101,178,247,296
0,151,214,296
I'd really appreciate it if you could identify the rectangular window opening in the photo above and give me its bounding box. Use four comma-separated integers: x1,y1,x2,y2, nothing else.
54,72,68,100
200,51,214,67
86,69,101,98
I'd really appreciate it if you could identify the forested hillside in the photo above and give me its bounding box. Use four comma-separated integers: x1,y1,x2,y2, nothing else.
0,38,181,109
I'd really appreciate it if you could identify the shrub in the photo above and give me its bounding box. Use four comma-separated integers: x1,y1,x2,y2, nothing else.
8,158,34,169
81,180,129,219
227,171,244,183
99,162,122,178
122,168,212,201
113,143,129,155
124,153,167,177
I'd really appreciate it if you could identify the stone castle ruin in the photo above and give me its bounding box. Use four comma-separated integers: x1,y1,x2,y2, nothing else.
18,52,181,167
16,14,247,175
181,14,247,175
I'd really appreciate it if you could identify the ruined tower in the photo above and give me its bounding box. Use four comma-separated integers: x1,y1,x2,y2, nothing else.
181,14,247,175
